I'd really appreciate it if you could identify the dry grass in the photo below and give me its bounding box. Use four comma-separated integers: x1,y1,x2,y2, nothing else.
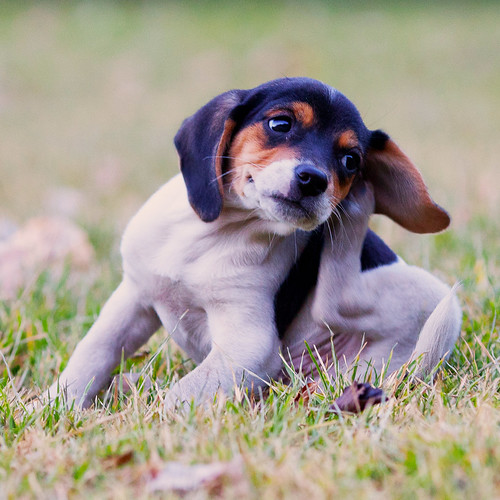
0,2,499,499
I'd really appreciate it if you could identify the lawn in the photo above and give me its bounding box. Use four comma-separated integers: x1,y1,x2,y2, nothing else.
0,2,499,498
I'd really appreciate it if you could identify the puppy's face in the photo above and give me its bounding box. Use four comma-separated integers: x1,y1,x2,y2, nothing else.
226,86,368,231
175,78,450,234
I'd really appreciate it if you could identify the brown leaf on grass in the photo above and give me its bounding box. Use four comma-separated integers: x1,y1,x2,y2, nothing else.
102,450,134,469
294,381,320,405
332,382,386,413
147,457,245,494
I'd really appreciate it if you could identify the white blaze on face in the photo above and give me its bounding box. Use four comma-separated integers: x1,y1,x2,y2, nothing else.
246,158,297,201
236,158,333,231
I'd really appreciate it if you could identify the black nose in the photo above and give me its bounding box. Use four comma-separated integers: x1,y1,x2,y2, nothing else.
295,164,328,197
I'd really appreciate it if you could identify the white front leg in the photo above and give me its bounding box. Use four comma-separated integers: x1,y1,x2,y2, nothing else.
166,299,282,408
46,276,161,408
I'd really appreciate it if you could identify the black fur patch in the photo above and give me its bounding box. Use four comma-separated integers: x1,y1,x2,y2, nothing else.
274,226,324,339
368,129,390,151
174,90,248,222
274,227,397,338
360,229,397,272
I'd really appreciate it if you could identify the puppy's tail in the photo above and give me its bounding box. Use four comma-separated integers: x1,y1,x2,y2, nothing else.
410,284,462,379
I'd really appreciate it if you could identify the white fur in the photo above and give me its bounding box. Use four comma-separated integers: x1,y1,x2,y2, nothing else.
234,158,332,232
411,284,462,378
44,169,461,410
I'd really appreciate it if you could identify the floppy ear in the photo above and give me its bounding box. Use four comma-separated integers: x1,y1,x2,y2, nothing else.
364,130,450,233
174,90,248,222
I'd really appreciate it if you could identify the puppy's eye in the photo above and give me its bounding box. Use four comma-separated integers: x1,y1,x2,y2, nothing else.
341,153,361,173
268,117,292,133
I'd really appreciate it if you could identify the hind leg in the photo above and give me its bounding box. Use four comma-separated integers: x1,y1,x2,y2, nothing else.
311,180,458,377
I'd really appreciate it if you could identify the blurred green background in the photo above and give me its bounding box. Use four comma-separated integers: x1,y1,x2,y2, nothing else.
0,1,499,258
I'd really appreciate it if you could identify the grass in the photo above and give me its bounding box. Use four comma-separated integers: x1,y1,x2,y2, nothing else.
0,1,499,498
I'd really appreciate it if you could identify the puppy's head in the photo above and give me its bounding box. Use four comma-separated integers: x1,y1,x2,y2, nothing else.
175,78,449,233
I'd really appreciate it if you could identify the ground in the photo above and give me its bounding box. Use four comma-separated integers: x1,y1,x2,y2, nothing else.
0,2,499,498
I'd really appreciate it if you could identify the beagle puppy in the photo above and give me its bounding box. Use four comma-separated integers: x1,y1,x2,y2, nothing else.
43,77,461,410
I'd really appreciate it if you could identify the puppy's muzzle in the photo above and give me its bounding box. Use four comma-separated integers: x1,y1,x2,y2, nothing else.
294,164,328,197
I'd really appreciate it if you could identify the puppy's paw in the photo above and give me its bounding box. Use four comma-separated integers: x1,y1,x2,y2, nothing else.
22,398,43,415
332,382,385,413
340,179,375,223
23,388,70,414
110,372,156,394
330,180,375,253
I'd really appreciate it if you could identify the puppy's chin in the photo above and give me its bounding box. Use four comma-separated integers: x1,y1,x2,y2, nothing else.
263,195,331,232
226,190,330,234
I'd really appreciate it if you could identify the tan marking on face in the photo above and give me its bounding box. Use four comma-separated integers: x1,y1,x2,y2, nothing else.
215,118,237,194
326,172,357,207
337,130,359,150
290,102,315,128
228,123,298,196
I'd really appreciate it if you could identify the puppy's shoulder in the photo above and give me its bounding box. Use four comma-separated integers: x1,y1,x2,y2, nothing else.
360,229,399,272
120,174,196,268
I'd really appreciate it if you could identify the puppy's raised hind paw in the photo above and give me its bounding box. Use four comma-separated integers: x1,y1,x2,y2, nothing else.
340,179,375,222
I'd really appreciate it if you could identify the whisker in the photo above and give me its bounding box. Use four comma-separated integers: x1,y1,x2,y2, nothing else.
325,219,334,249
331,208,344,253
203,155,271,169
267,232,277,253
243,208,261,223
209,170,234,185
329,204,350,254
330,200,357,251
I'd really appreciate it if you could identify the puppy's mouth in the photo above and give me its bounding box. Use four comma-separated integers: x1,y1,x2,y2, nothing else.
269,193,312,217
260,191,329,231
238,163,332,231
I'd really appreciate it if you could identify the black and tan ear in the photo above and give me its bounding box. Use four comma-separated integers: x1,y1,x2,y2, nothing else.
174,90,248,222
364,130,450,233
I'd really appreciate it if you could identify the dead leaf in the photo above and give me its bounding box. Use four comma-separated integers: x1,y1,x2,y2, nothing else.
102,450,134,469
332,382,386,413
294,381,320,405
147,457,244,494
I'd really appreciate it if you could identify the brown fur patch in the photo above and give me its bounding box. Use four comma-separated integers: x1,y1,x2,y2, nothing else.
365,138,450,233
228,123,298,196
290,102,315,128
327,172,356,206
215,118,237,195
337,130,359,150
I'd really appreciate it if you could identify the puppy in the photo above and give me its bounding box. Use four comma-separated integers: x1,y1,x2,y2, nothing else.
42,77,461,410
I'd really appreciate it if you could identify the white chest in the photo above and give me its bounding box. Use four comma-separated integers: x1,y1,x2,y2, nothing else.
119,176,307,363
